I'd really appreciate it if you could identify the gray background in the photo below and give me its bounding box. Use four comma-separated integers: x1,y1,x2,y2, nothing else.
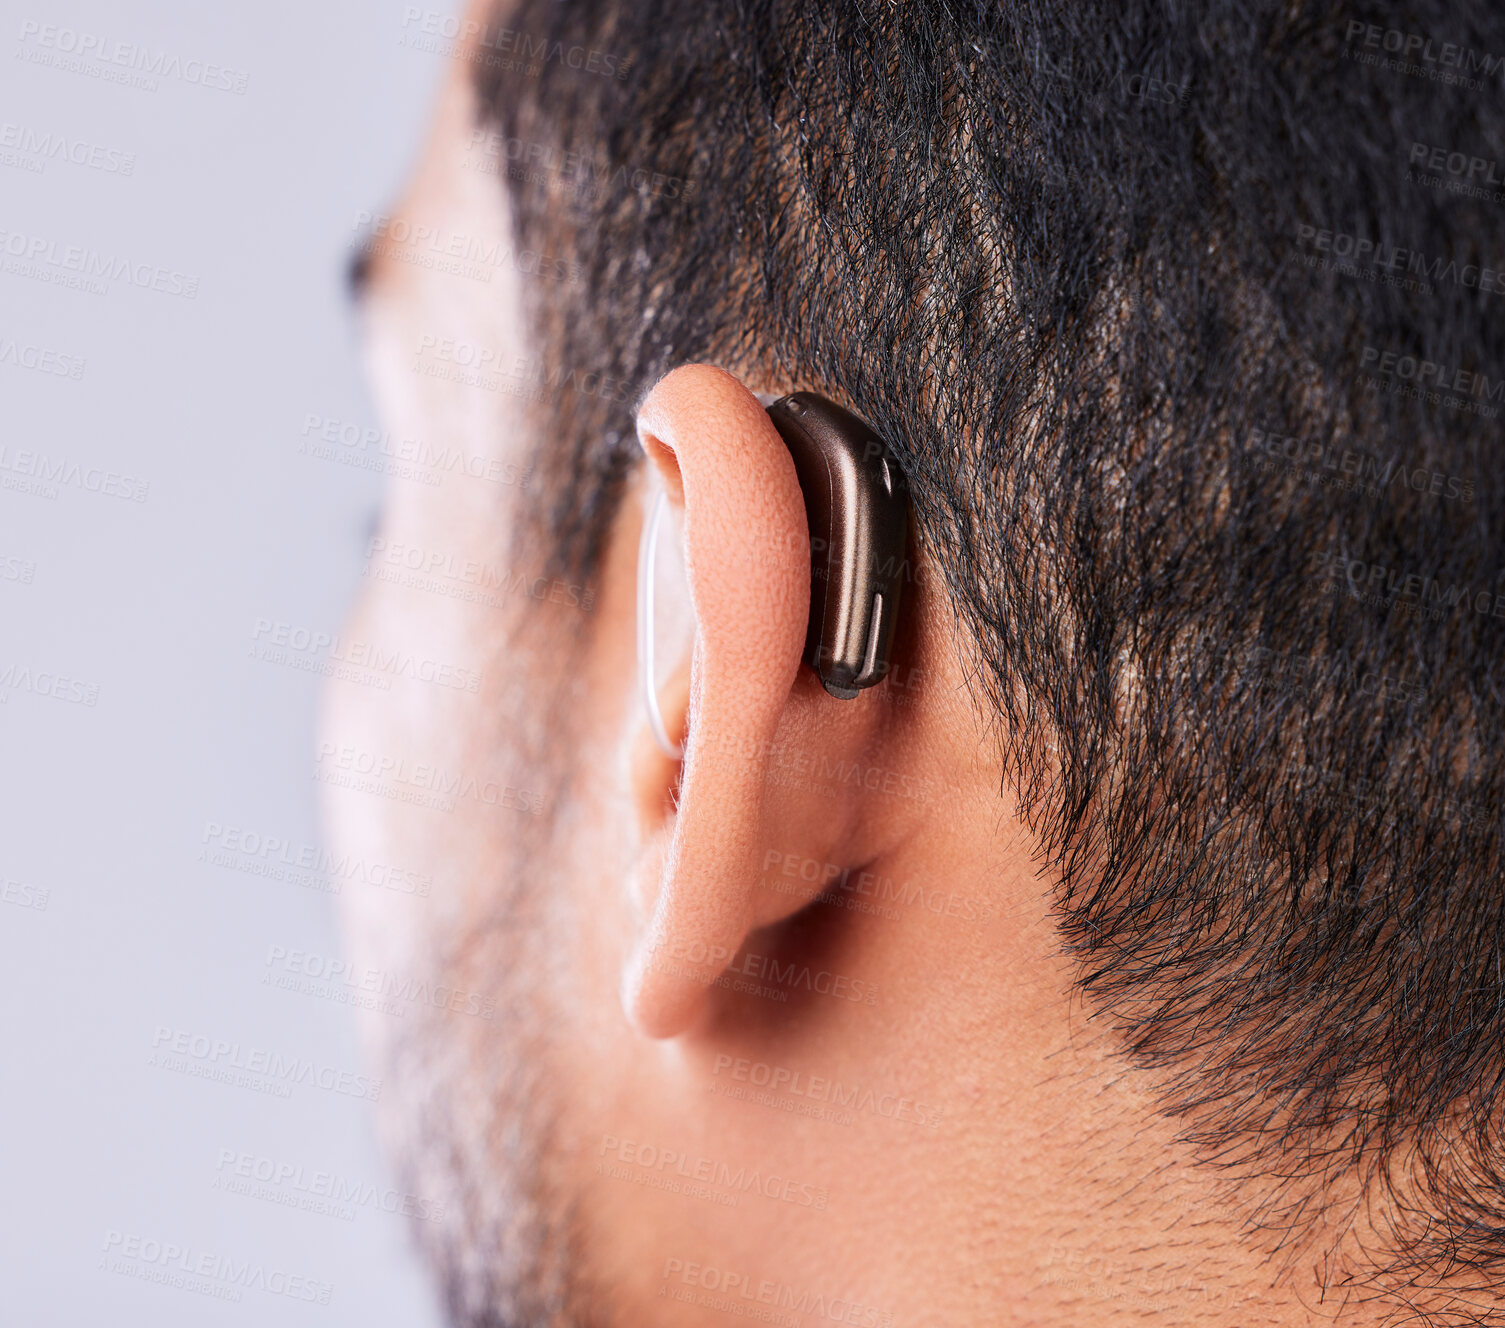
1,1,452,1322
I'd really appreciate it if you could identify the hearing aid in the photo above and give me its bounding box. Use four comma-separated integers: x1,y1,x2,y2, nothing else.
763,392,910,700
638,391,911,757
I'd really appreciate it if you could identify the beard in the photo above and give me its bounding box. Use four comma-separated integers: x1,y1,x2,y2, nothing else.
376,946,590,1328
342,602,614,1328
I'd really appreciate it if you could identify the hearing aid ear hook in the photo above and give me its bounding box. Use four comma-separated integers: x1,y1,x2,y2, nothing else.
637,486,683,759
636,392,911,759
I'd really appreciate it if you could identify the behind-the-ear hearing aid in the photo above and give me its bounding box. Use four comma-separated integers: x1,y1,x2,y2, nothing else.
637,391,910,757
764,392,910,700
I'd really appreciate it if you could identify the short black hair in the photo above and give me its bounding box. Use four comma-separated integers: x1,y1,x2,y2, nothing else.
479,0,1505,1316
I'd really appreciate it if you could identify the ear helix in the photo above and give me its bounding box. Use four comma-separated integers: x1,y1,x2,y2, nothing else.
636,391,911,755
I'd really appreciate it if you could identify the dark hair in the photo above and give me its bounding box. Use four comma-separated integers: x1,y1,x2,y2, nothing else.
479,0,1505,1312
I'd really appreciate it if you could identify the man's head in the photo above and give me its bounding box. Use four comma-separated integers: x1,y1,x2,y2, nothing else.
327,0,1505,1322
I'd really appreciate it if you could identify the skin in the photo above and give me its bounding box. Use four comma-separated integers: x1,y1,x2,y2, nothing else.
321,9,1376,1325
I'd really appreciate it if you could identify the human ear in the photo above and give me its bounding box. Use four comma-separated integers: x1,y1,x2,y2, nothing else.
622,365,915,1038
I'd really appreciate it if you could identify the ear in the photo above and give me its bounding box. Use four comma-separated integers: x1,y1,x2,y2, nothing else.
622,365,920,1037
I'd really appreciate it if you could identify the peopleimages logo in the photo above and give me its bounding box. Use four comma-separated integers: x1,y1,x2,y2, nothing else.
354,209,581,286
199,821,432,897
17,21,249,93
0,661,99,707
250,616,483,693
1310,548,1505,623
0,445,149,502
645,936,879,1006
1,873,49,910
0,554,37,584
100,1232,330,1304
1235,643,1428,707
0,226,199,298
0,334,85,378
1246,425,1473,502
364,537,596,614
1409,141,1505,187
762,848,995,923
299,413,532,490
262,944,497,1021
397,7,633,81
1342,21,1505,85
314,740,547,817
464,128,696,201
1294,221,1505,296
710,1054,944,1128
658,1256,897,1328
0,122,136,175
1361,345,1505,419
597,1134,829,1210
413,331,634,404
148,1026,382,1102
213,1149,446,1224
